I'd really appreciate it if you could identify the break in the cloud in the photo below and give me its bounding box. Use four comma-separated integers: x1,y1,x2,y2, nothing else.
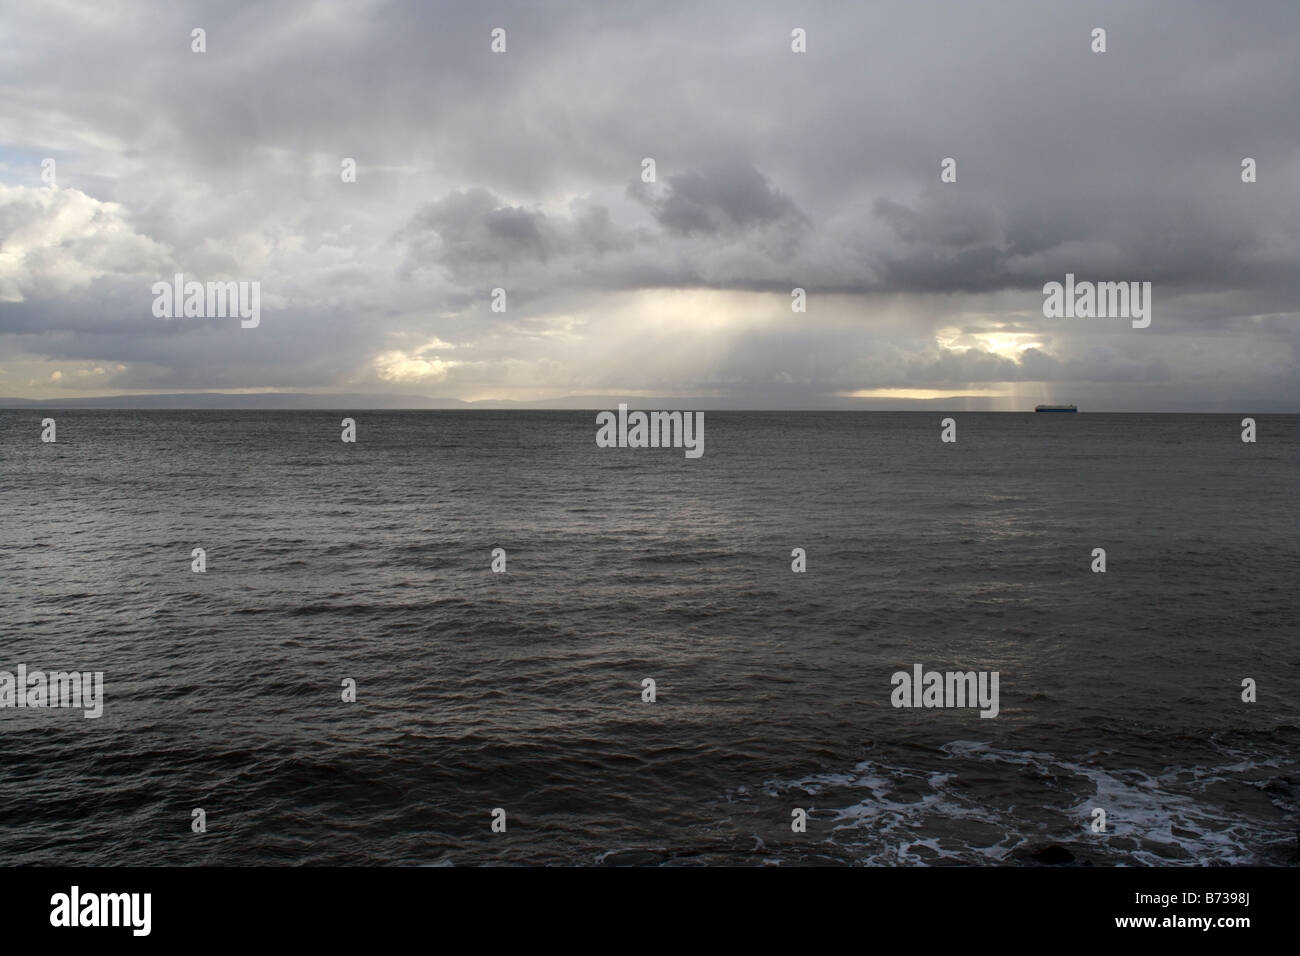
0,0,1297,408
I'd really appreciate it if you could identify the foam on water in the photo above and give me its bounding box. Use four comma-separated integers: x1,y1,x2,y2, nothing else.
753,739,1293,865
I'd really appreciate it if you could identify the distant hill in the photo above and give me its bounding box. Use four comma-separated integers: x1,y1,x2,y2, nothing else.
0,392,469,409
0,392,985,410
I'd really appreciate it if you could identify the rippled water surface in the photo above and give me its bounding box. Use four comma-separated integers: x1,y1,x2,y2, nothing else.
1,411,1296,865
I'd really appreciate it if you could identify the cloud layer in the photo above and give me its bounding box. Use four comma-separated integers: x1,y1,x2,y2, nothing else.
0,0,1297,408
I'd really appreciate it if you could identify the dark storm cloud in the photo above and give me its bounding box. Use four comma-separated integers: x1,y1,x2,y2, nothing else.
401,188,552,267
633,161,808,237
397,161,808,290
395,187,643,288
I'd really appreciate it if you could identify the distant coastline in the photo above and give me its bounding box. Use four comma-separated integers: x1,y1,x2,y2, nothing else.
1,394,1294,413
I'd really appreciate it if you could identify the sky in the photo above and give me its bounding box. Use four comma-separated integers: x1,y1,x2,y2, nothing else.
0,0,1297,409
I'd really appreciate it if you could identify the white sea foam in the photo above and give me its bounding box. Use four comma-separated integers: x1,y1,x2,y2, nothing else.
755,740,1291,865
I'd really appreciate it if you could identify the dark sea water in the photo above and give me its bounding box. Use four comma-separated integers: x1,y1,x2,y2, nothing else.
1,410,1296,866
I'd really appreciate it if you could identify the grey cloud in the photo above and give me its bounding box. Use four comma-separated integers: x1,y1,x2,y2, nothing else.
401,188,552,269
0,0,1296,407
396,188,642,287
633,161,808,237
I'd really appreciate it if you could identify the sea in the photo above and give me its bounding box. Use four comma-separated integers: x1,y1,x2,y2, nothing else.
0,410,1296,866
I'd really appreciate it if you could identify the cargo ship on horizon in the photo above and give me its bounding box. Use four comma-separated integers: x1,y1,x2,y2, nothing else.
1035,404,1078,412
